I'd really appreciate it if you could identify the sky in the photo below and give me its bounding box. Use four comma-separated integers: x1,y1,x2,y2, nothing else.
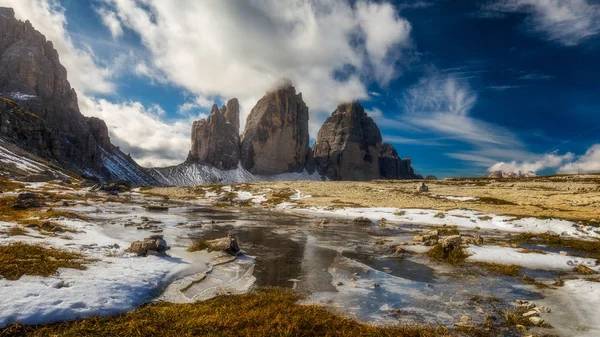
1,0,599,178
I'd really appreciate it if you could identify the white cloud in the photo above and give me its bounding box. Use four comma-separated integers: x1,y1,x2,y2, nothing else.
177,95,214,116
96,7,123,39
0,0,115,94
79,97,207,167
98,0,414,131
488,151,575,174
5,0,415,167
402,71,520,146
559,144,600,173
487,0,600,46
384,69,543,170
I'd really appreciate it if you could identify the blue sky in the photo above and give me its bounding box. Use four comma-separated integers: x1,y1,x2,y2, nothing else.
3,0,600,177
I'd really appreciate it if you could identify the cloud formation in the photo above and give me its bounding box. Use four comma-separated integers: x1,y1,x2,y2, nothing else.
97,0,414,129
80,97,206,167
487,0,600,46
559,144,600,173
488,151,575,174
402,70,520,147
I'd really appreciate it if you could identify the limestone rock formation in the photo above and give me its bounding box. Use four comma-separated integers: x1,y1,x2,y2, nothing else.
312,102,382,181
187,98,240,170
487,170,537,178
0,7,157,185
240,84,309,175
379,143,420,180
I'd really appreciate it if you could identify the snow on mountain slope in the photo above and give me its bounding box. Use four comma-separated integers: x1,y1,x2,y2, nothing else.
99,147,159,186
0,139,68,178
148,163,324,186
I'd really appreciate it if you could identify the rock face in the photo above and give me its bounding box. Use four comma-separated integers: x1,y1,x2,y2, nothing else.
379,143,420,180
0,8,157,185
240,84,309,175
312,102,382,181
186,99,240,170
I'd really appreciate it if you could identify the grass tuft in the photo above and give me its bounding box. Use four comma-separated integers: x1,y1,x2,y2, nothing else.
0,242,91,280
473,262,523,277
427,243,469,264
187,239,214,253
42,210,89,221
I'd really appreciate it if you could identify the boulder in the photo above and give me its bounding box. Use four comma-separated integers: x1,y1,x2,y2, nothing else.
312,102,382,181
205,235,241,255
240,83,309,174
13,193,40,209
125,235,170,257
417,183,429,193
186,99,240,170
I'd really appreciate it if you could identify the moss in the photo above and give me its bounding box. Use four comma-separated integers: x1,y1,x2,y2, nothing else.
0,242,92,280
1,288,452,337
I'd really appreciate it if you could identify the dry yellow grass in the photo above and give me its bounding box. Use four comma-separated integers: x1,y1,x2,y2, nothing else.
0,242,91,280
146,174,600,222
0,177,23,192
1,288,453,337
472,262,523,276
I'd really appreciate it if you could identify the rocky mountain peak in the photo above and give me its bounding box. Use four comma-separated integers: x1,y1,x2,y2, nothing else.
379,142,420,180
187,98,240,170
312,101,382,181
0,7,157,185
240,83,309,175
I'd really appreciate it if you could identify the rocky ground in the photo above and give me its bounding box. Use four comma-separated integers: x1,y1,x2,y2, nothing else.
1,175,600,336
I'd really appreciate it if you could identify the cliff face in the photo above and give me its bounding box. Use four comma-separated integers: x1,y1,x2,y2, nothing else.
187,99,240,170
379,143,420,180
240,84,310,175
312,102,382,181
0,7,157,185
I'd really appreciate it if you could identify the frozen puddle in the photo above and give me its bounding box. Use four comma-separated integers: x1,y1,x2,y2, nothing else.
185,218,540,326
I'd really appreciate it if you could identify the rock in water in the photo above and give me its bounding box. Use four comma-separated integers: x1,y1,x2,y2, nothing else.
206,235,241,256
379,143,420,179
126,235,170,257
240,83,309,174
187,99,240,170
312,102,382,181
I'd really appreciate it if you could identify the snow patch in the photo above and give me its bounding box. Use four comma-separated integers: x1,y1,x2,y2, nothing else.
9,92,38,100
294,207,600,239
466,245,598,272
149,163,323,186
